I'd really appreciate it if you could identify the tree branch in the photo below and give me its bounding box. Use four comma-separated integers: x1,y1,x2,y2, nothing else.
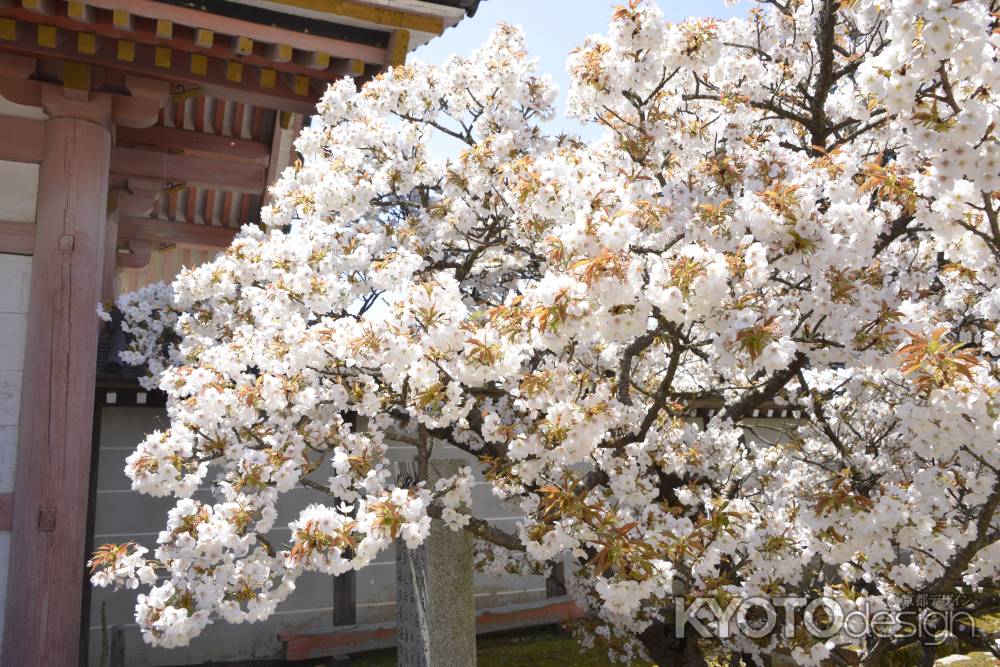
426,504,525,551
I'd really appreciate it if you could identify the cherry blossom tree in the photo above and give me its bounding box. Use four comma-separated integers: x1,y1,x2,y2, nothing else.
91,0,1000,664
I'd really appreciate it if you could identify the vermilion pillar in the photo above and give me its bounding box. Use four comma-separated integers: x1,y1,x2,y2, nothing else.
3,110,111,666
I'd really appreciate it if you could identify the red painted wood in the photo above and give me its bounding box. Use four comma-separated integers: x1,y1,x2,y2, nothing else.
283,625,397,660
231,102,246,139
185,186,198,223
280,599,584,661
239,192,252,225
194,96,206,133
0,220,35,255
167,188,179,221
222,191,234,227
0,116,45,163
251,106,269,142
475,599,584,629
118,216,238,248
82,0,388,63
110,146,266,193
214,99,226,135
116,124,271,165
173,95,186,130
2,115,111,667
203,189,216,226
0,27,317,114
0,5,382,75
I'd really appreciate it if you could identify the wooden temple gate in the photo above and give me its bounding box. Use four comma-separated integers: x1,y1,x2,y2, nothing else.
0,1,480,664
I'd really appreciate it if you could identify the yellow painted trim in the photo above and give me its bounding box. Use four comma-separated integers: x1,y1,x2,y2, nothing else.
155,18,172,39
292,74,309,96
255,0,442,35
0,19,17,41
22,0,50,15
155,45,171,68
116,39,135,62
348,59,365,76
112,9,131,30
77,32,98,55
194,28,214,48
63,61,90,92
233,35,253,56
259,67,276,89
225,60,243,83
270,43,292,63
37,24,57,48
190,53,208,76
387,29,409,66
67,1,93,22
309,51,330,69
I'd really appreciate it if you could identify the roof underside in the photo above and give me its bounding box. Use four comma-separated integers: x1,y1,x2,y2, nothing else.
194,0,475,49
0,0,479,294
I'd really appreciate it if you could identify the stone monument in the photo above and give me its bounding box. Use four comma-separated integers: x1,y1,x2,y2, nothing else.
395,459,477,667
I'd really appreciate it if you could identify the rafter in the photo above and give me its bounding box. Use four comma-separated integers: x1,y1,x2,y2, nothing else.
82,0,388,63
0,20,320,113
0,4,370,78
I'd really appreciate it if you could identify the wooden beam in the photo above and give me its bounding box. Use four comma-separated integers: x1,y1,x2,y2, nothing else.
115,125,271,165
0,220,33,255
0,6,365,78
83,0,388,63
118,216,238,248
110,146,266,193
387,28,409,66
257,0,444,35
0,19,320,113
0,115,44,162
0,73,164,130
116,192,156,217
265,111,302,198
117,238,151,268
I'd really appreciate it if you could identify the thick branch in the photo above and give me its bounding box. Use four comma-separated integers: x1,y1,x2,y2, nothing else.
617,332,657,405
809,0,840,148
924,480,1000,595
426,504,525,551
720,352,807,423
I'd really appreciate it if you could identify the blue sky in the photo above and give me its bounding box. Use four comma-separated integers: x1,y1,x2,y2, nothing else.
413,0,751,140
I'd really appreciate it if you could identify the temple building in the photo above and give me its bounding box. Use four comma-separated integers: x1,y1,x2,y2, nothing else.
0,1,494,664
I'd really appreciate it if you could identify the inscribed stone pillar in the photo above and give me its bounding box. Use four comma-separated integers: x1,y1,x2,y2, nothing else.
3,113,111,666
395,459,477,667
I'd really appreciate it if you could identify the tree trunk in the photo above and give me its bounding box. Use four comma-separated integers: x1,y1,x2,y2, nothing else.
639,619,708,667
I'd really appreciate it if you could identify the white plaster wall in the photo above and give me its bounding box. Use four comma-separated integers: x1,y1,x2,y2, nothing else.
0,253,32,655
0,161,39,224
88,407,548,666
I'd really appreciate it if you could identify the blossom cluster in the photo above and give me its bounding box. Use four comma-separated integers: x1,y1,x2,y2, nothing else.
91,2,1000,664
